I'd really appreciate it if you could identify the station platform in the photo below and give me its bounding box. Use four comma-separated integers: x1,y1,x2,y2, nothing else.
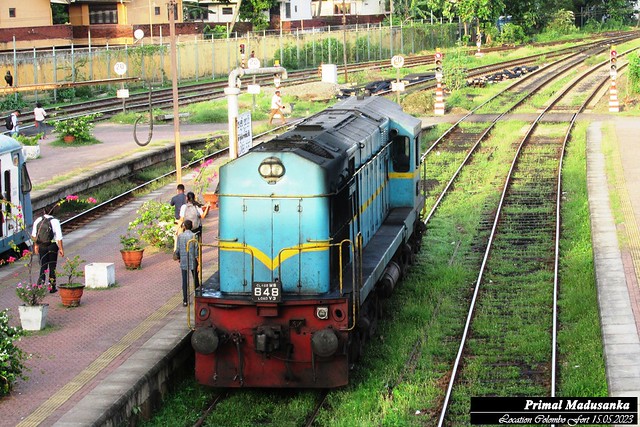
0,115,638,426
0,123,223,427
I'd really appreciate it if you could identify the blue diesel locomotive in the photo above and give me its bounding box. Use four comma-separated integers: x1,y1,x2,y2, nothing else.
192,96,425,388
0,135,33,255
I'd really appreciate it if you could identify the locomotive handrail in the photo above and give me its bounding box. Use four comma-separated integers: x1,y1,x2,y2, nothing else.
345,233,363,332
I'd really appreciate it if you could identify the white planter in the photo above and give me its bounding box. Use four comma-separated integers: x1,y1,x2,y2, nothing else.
18,304,49,331
21,145,41,160
85,262,115,288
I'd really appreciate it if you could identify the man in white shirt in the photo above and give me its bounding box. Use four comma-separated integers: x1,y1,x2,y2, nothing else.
268,90,286,125
31,211,64,293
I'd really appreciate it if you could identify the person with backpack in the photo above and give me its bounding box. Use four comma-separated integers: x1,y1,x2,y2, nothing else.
31,210,64,293
173,219,200,306
179,192,205,239
6,109,19,136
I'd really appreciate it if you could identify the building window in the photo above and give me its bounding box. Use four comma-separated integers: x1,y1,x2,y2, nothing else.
334,3,351,14
285,2,291,19
155,7,160,16
9,8,16,18
89,5,118,24
222,7,233,15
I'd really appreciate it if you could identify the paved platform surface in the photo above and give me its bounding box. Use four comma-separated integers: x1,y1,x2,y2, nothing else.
0,123,222,427
0,115,638,426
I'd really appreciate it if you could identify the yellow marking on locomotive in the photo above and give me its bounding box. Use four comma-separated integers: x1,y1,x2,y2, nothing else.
220,241,329,271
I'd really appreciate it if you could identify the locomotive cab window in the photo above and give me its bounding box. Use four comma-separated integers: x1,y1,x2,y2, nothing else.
21,163,32,193
391,135,410,172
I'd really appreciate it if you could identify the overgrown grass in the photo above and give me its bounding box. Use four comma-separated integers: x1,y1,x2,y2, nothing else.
557,121,607,396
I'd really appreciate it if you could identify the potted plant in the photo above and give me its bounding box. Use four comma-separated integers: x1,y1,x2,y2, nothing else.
120,233,145,269
52,113,101,143
14,133,43,160
189,137,224,213
4,247,50,330
57,255,86,307
15,281,49,330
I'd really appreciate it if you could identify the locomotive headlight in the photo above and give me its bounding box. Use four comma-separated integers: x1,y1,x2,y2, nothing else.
258,157,285,184
316,306,329,320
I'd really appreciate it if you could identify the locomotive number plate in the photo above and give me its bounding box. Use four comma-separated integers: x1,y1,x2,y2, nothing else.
252,281,282,303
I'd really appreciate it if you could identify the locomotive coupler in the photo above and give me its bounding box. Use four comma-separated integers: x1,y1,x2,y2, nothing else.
255,325,283,353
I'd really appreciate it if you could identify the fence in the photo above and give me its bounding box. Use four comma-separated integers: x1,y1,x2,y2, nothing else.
0,21,458,103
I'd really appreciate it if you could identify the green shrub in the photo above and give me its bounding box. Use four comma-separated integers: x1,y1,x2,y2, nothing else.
0,309,27,397
128,200,175,249
498,23,527,45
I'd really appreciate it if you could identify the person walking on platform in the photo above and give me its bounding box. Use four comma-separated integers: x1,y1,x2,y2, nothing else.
9,109,20,137
170,184,187,221
31,209,64,293
179,192,205,239
33,102,47,139
268,89,286,125
174,219,199,306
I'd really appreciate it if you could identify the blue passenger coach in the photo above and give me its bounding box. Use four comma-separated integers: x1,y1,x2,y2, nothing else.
0,135,33,255
192,96,426,388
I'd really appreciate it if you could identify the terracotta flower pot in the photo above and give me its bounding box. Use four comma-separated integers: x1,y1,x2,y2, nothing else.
203,192,219,209
120,249,144,269
58,285,85,307
63,135,75,143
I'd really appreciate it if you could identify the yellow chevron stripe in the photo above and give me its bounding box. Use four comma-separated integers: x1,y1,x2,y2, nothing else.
220,241,329,271
389,169,420,179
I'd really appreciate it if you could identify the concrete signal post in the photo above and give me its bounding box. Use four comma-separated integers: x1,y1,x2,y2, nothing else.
434,49,445,115
609,46,619,113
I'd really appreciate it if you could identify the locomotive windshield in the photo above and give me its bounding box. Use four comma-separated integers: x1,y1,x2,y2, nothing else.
391,135,410,172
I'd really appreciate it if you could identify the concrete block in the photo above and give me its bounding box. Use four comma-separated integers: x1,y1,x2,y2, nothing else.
85,262,115,288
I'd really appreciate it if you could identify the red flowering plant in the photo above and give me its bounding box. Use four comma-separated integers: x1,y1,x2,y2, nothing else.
0,200,52,305
4,247,50,306
188,137,223,203
54,194,98,219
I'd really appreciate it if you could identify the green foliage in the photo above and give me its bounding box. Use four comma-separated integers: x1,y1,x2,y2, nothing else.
52,113,101,142
442,48,469,92
0,93,28,111
239,0,279,31
59,255,85,287
203,25,228,39
277,37,344,70
51,4,69,24
543,9,577,35
498,23,527,45
57,88,76,101
128,200,175,249
120,233,143,251
0,309,27,396
627,52,640,94
401,90,434,115
14,133,42,146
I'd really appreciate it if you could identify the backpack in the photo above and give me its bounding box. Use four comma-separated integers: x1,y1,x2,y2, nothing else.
5,115,13,130
36,216,54,244
184,205,201,229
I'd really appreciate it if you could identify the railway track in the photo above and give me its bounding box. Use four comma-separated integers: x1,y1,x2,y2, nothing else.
424,38,636,427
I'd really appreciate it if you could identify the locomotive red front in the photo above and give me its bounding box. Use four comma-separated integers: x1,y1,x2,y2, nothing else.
193,296,351,387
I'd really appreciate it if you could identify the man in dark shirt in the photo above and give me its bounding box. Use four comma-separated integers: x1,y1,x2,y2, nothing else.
170,184,187,221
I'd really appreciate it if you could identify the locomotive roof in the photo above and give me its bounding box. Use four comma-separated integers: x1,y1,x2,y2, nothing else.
0,135,22,154
251,96,418,167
